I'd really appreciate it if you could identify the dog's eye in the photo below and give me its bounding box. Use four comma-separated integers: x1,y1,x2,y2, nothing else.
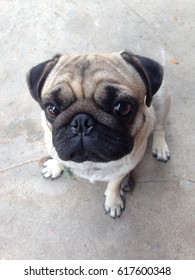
113,102,132,117
45,105,60,118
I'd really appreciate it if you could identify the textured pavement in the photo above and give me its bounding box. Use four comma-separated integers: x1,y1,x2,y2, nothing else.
0,0,195,259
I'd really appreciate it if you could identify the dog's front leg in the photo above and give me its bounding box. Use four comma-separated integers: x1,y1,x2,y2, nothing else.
104,175,127,218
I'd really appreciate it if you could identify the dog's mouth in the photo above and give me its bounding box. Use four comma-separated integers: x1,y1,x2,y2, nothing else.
55,138,133,163
56,136,126,163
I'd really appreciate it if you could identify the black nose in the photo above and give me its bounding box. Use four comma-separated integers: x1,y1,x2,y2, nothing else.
70,113,96,136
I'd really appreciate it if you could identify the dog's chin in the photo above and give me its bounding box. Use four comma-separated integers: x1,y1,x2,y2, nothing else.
58,150,124,163
65,150,106,163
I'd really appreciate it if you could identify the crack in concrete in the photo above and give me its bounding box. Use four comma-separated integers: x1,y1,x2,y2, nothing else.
137,179,171,184
137,178,195,185
0,158,43,173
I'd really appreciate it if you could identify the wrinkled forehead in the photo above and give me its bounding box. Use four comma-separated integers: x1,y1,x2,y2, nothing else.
42,53,146,100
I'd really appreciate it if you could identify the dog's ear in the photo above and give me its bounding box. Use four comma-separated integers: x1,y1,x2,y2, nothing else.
26,54,61,102
120,51,163,107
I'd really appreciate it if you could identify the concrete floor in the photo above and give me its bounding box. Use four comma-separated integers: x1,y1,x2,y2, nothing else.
0,0,195,260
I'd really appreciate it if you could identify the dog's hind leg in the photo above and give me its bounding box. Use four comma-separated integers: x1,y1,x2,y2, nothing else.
152,83,171,162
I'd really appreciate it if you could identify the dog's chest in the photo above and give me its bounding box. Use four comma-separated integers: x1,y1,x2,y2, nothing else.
63,142,147,182
64,160,127,182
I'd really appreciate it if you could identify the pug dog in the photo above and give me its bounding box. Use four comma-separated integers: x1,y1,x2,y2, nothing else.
27,51,170,218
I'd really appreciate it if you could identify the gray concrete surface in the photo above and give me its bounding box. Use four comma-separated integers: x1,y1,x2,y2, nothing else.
0,0,195,259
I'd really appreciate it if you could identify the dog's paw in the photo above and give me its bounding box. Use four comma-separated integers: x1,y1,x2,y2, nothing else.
152,134,171,163
41,159,64,179
104,190,125,218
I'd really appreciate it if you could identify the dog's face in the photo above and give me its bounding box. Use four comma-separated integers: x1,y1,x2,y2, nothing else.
27,51,163,163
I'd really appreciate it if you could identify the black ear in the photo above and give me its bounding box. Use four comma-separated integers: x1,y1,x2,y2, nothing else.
26,54,61,103
120,51,163,107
